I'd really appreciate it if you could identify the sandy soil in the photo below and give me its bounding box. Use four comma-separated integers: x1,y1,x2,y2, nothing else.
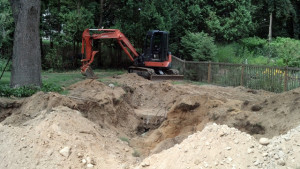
0,73,300,169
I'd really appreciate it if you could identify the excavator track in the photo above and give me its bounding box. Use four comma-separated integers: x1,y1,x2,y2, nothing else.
128,66,184,81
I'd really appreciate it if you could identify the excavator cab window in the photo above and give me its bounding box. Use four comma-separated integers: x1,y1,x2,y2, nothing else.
152,33,162,60
143,30,169,62
144,35,152,57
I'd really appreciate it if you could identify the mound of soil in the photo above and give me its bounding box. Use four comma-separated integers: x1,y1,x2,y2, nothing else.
240,87,300,138
1,74,300,169
112,75,299,156
0,106,137,169
135,123,300,169
67,79,139,136
1,92,77,126
112,73,152,87
1,79,140,136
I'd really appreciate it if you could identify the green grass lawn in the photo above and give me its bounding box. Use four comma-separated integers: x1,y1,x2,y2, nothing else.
0,69,205,97
0,69,126,86
0,69,126,97
0,71,10,86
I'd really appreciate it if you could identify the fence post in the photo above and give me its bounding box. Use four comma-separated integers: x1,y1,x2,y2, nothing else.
207,62,211,83
284,67,288,91
240,65,244,86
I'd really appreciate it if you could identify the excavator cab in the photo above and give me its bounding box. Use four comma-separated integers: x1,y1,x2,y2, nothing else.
142,30,169,62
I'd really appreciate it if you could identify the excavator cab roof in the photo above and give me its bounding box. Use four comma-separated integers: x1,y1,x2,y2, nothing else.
146,30,168,36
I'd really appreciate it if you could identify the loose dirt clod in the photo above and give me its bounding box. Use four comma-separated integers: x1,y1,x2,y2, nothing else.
0,73,300,169
259,137,270,145
59,147,71,157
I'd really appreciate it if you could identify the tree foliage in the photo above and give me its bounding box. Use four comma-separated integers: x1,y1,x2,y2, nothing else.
1,0,300,70
0,0,14,57
203,0,256,41
269,37,300,67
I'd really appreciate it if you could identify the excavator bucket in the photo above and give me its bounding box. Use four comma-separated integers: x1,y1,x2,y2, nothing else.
81,66,98,79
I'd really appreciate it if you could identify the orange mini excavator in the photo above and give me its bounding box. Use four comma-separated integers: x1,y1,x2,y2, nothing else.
81,28,183,80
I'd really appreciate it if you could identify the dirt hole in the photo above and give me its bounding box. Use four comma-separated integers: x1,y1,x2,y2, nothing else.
234,121,265,135
1,75,300,165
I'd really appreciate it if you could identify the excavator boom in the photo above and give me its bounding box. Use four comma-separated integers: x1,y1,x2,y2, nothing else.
81,29,138,76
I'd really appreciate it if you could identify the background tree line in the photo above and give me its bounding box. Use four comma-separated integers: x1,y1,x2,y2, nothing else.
1,0,300,71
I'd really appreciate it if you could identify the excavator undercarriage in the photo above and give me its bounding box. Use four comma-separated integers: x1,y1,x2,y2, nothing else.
128,66,183,80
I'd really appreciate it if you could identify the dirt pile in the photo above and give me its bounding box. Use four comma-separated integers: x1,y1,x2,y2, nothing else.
132,94,223,155
111,74,300,156
67,79,139,135
135,123,300,169
0,79,144,169
0,106,137,169
112,73,152,87
1,92,77,125
1,74,300,169
241,87,300,138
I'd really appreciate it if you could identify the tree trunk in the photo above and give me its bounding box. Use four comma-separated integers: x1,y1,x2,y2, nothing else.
268,13,272,42
10,0,42,88
267,12,273,60
98,0,104,27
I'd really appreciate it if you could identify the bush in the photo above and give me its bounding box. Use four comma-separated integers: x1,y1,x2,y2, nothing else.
239,37,267,51
132,149,140,157
0,82,62,97
180,31,217,61
214,43,241,63
269,37,300,67
44,48,64,70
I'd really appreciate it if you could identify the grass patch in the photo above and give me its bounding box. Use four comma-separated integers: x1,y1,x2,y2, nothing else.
42,71,84,88
0,82,63,97
132,149,140,157
0,69,126,97
0,71,10,85
191,81,207,85
94,69,126,78
119,137,130,144
171,80,186,85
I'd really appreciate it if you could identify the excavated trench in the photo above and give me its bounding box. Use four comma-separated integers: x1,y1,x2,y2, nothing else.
1,76,300,158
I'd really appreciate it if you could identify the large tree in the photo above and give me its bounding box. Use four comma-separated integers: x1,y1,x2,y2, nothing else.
10,0,42,87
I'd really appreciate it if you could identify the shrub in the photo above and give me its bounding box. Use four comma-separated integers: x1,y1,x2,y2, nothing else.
239,37,267,51
132,149,140,157
44,48,64,70
0,85,37,97
269,37,300,67
0,82,62,97
180,31,217,61
246,55,270,65
214,43,240,63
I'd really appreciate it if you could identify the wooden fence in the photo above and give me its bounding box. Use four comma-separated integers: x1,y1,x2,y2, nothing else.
171,56,300,93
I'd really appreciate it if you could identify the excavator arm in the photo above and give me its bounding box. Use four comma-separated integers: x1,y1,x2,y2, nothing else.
81,29,139,76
